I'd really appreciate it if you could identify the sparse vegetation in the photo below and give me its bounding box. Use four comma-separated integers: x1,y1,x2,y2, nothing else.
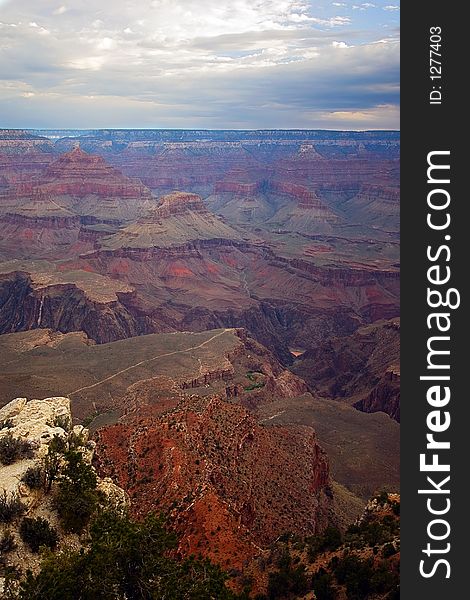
0,491,26,523
81,413,99,428
244,371,266,391
244,382,266,392
307,526,342,560
0,433,35,465
256,499,399,600
19,517,58,553
345,514,399,548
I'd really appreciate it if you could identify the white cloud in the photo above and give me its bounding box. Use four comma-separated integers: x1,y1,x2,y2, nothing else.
383,5,400,10
28,20,49,34
310,15,351,26
53,5,67,15
97,37,115,50
353,3,376,9
68,55,107,70
322,103,399,127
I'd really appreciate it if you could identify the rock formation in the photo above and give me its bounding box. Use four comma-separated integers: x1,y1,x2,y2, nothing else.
99,191,243,250
94,394,330,569
34,146,149,200
292,318,400,421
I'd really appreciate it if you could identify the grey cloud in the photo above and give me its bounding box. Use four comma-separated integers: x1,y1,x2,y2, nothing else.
0,0,399,129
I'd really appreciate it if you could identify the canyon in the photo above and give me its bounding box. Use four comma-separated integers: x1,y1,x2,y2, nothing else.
0,128,399,594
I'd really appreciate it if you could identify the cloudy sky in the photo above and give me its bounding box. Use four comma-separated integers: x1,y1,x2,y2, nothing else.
0,0,399,129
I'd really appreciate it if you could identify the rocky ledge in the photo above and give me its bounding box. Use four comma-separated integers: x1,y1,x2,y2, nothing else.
0,396,128,593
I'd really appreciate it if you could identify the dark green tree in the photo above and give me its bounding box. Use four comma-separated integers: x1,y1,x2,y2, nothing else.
267,549,309,599
43,435,67,493
311,568,337,600
54,450,99,533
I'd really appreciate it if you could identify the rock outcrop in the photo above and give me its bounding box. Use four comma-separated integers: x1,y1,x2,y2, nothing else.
154,191,209,217
354,366,400,422
0,396,82,499
94,395,330,569
39,146,151,200
0,271,140,344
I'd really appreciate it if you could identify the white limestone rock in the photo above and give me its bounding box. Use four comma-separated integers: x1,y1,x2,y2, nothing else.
0,396,73,495
97,477,130,514
0,397,27,423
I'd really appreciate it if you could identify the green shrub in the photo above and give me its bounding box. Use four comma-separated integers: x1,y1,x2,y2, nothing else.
43,435,67,492
0,529,16,553
68,429,86,450
333,554,374,599
333,553,399,600
54,451,99,533
21,466,44,490
369,560,400,594
345,516,399,548
267,550,309,599
0,433,34,465
307,526,342,560
374,490,389,505
0,490,26,523
20,517,58,553
0,565,22,598
244,382,265,392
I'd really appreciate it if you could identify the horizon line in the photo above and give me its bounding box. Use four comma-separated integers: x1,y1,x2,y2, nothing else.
2,127,400,133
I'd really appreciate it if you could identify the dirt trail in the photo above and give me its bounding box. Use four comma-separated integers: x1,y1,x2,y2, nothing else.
68,328,232,396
